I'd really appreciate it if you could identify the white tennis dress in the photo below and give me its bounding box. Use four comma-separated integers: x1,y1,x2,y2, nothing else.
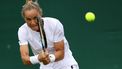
18,17,79,69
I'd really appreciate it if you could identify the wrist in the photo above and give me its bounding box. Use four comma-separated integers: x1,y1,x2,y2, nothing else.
30,55,40,64
49,54,56,63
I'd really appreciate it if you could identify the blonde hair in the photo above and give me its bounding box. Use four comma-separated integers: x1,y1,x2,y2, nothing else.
21,0,43,17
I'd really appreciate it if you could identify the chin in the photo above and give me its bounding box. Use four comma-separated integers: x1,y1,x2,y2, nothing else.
31,27,39,31
33,28,40,32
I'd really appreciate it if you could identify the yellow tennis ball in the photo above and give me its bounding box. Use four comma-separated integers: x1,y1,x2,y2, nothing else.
85,12,95,22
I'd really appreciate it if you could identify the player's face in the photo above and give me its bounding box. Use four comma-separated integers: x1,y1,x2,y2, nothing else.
24,9,41,31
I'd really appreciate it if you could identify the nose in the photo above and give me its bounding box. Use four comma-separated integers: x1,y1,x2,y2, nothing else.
31,19,37,26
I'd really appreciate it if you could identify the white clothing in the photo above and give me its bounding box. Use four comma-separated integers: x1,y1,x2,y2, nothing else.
18,17,79,69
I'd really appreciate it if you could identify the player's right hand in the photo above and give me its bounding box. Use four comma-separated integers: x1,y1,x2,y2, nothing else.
38,50,50,65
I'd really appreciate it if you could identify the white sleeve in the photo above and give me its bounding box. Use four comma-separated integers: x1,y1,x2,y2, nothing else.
18,27,28,45
53,19,64,42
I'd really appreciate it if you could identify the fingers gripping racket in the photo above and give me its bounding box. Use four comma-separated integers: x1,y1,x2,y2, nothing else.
37,16,47,52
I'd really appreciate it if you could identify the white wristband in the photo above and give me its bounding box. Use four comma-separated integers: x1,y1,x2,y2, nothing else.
30,55,40,64
49,54,56,63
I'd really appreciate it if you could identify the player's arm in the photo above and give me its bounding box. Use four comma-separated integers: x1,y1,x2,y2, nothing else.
51,18,65,62
54,39,64,61
20,44,31,65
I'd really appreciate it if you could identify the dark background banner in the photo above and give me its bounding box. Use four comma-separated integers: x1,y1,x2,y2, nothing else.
0,0,122,69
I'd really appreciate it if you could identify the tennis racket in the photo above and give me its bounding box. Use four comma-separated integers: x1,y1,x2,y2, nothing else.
37,16,47,52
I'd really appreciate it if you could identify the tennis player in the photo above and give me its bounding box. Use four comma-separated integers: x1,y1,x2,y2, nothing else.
18,0,79,69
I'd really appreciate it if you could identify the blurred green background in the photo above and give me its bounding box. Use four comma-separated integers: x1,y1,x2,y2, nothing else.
0,0,122,69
